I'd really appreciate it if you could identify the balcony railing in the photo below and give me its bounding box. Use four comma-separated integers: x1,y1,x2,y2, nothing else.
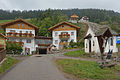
59,34,70,39
7,32,34,38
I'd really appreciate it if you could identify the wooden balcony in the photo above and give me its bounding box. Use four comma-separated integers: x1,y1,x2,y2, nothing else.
7,32,34,38
59,34,70,40
38,44,51,46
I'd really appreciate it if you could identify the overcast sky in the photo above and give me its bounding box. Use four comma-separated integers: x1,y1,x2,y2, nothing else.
0,0,120,12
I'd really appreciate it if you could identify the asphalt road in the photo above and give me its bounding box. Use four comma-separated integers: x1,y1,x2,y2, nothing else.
1,55,69,80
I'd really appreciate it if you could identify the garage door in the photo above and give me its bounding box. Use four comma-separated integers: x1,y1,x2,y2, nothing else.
39,49,47,54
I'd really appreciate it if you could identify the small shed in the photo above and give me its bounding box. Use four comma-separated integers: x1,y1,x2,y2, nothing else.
84,22,118,56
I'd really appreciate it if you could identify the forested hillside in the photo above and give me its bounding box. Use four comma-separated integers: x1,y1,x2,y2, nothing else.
0,8,120,37
0,8,120,23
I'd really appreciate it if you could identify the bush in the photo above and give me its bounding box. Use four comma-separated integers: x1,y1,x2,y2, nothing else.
6,42,23,55
69,40,84,48
76,41,84,48
69,40,76,48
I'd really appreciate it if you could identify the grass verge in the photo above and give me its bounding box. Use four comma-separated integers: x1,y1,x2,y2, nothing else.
56,59,120,80
0,57,19,74
64,50,91,57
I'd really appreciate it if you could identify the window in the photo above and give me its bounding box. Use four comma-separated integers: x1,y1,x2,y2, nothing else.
20,31,22,33
93,41,95,46
40,39,43,44
49,40,52,44
111,38,113,46
26,39,31,43
55,32,58,37
36,39,39,44
10,30,15,33
61,32,68,35
18,24,20,26
30,31,32,33
45,40,48,44
86,44,87,48
55,40,58,44
22,24,24,26
10,38,16,42
26,31,28,33
62,25,64,28
71,32,74,36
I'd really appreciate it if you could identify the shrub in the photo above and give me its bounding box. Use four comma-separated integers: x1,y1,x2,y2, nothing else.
6,42,23,55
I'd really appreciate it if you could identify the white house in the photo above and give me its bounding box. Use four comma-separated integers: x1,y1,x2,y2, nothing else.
1,19,38,54
84,22,118,56
79,16,89,22
49,22,80,49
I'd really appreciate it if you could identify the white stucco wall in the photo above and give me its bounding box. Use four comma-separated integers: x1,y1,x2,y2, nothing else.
104,36,118,53
52,30,77,49
6,28,36,54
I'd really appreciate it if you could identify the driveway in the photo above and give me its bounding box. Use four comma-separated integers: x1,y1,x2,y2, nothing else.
0,55,69,80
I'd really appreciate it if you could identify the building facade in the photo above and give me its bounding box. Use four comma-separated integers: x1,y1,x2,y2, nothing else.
35,36,52,54
1,19,38,54
49,22,80,49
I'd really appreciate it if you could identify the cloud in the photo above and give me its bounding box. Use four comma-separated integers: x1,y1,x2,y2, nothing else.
0,0,120,12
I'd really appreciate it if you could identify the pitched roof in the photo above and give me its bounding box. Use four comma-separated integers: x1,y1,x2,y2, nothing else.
0,33,7,39
85,22,117,36
70,14,79,18
0,19,38,29
48,22,80,31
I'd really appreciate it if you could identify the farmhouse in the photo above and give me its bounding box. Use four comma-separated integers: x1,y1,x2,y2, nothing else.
69,14,79,23
49,22,80,50
84,22,118,56
0,33,7,62
1,19,38,55
79,16,89,22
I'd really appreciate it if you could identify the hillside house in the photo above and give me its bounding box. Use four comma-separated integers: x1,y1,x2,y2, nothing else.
49,22,80,50
0,33,7,62
84,22,118,56
1,19,38,55
69,14,79,23
79,16,89,22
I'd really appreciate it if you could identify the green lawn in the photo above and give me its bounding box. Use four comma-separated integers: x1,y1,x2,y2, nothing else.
56,59,120,80
64,50,90,57
0,19,30,24
0,57,19,74
0,20,12,24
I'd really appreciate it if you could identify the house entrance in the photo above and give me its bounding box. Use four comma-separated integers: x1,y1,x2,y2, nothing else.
39,49,47,54
89,40,91,52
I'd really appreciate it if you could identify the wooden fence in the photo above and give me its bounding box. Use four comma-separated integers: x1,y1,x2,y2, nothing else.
0,49,6,62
